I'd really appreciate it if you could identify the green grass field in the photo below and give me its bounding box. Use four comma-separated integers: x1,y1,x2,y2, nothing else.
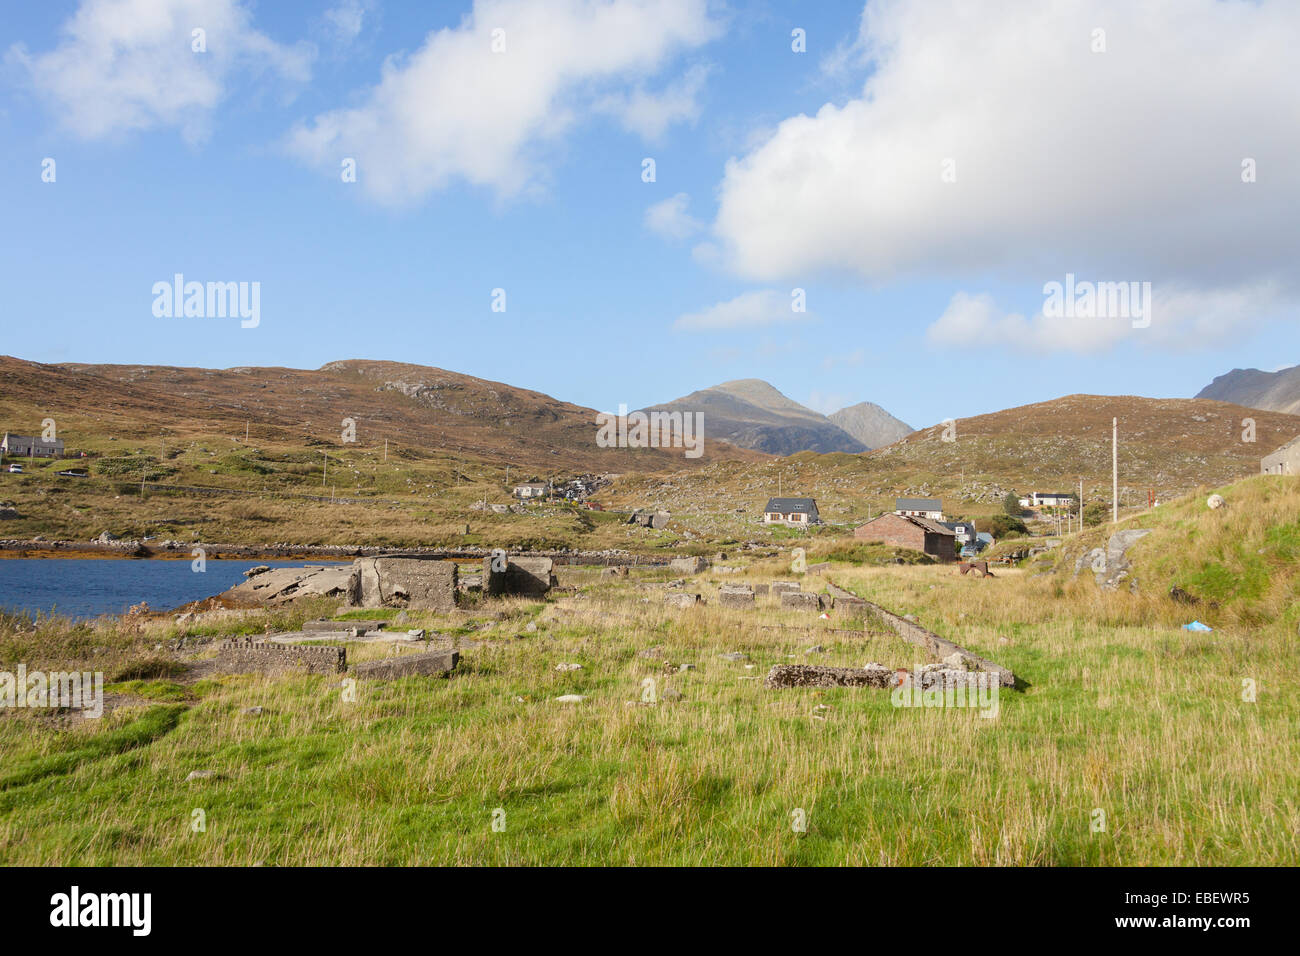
2,502,1296,864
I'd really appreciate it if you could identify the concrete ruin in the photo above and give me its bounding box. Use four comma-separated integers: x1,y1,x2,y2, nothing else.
669,556,709,574
769,581,801,596
354,650,459,680
664,592,701,608
780,591,824,611
214,638,346,676
351,557,458,611
223,565,356,606
764,663,895,689
718,585,755,608
483,555,557,597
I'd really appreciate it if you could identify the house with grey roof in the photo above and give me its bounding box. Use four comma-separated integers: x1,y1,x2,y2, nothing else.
894,497,943,521
1,433,64,459
763,497,820,527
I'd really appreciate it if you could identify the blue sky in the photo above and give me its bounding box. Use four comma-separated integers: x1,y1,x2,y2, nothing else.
2,0,1298,431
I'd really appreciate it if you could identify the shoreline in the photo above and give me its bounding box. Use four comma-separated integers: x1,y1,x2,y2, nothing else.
0,539,672,565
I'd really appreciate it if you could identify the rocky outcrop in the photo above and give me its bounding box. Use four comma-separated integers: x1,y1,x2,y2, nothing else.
1074,529,1151,591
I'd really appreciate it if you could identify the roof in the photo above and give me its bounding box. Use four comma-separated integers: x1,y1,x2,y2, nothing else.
895,497,941,511
764,497,818,514
515,481,547,489
1033,491,1072,498
859,513,955,536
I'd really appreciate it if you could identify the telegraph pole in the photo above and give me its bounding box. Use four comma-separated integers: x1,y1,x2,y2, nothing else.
1112,418,1119,524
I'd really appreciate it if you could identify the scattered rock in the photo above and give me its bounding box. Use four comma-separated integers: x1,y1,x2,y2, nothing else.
554,694,586,703
718,652,749,662
555,662,583,672
185,770,217,781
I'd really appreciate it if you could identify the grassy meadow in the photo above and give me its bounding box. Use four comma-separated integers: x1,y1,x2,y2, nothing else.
2,505,1297,864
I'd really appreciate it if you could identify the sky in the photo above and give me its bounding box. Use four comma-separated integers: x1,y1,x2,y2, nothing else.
1,0,1298,432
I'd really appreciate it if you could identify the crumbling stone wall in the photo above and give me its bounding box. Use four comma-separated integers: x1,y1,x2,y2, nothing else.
215,638,345,676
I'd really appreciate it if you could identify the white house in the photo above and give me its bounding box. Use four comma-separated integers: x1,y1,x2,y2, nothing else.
763,497,820,526
1018,491,1074,509
513,482,548,499
894,497,944,521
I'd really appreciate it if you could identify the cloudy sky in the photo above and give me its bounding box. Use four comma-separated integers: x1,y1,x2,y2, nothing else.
2,0,1298,430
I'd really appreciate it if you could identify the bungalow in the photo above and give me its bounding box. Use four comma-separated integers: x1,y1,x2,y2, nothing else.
763,497,820,526
942,520,979,547
0,433,63,458
1262,436,1300,476
894,497,944,521
854,513,956,562
1018,491,1074,509
512,482,548,499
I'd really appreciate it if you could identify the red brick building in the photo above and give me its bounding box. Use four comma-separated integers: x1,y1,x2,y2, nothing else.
853,513,956,562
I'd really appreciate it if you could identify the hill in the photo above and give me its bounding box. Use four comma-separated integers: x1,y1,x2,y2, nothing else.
1196,364,1300,415
640,379,867,455
828,401,913,450
599,394,1300,535
0,356,765,472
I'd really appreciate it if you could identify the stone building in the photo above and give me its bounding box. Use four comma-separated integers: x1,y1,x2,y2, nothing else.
854,512,956,562
1261,435,1300,476
1,433,63,458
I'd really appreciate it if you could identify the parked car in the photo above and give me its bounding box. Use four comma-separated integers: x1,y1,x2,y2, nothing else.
7,464,23,473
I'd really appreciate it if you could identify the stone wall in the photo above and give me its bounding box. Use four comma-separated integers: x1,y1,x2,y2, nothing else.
215,638,345,676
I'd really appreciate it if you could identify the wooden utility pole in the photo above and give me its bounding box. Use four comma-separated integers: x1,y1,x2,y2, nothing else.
384,438,388,462
245,421,249,443
1112,418,1119,524
323,451,328,486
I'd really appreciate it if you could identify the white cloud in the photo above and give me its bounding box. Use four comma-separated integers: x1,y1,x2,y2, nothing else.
821,347,864,370
286,0,722,204
324,1,368,44
710,0,1300,349
8,0,312,143
926,283,1283,354
595,62,710,141
674,289,811,332
645,192,703,240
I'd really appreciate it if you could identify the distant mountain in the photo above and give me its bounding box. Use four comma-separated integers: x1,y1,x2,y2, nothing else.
640,379,867,455
828,402,913,450
1196,364,1300,415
